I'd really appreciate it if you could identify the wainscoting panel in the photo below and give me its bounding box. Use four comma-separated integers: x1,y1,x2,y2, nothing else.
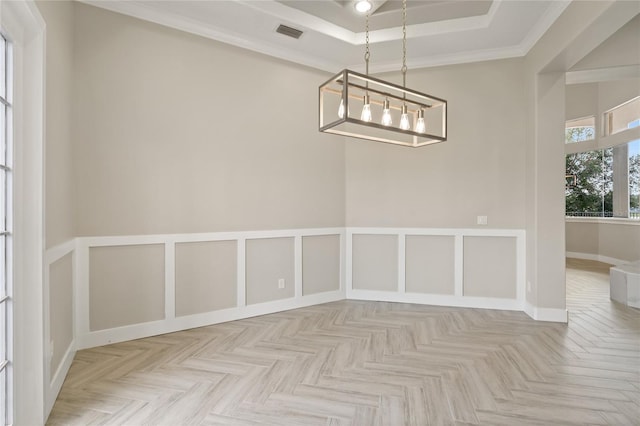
405,235,455,295
48,253,74,380
74,228,346,350
302,235,341,296
246,237,295,305
44,239,77,417
46,227,529,417
463,236,517,299
347,228,526,312
89,244,165,331
351,234,398,291
175,240,237,317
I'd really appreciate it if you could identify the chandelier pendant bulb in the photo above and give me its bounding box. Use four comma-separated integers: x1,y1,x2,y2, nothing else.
415,109,426,133
399,104,411,130
319,0,447,147
381,99,392,126
361,95,372,122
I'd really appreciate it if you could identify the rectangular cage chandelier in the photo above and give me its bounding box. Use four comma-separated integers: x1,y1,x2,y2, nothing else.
319,69,447,147
319,0,447,148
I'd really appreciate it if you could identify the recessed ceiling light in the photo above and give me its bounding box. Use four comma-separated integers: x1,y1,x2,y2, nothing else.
354,0,372,14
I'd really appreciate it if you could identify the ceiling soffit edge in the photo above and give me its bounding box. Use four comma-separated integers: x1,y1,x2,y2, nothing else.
518,0,572,56
240,0,500,45
77,0,568,74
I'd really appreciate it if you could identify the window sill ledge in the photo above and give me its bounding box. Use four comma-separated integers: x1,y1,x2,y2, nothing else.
566,217,640,225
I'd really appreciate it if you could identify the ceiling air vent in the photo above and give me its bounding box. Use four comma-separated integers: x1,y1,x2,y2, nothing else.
276,24,303,39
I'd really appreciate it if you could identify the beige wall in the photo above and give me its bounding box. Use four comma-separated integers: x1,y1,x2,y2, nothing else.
72,3,345,237
565,83,598,122
565,222,599,256
175,240,237,316
89,244,165,331
598,79,640,117
37,0,75,248
345,58,526,229
599,223,640,262
352,234,398,291
405,235,455,295
302,235,340,296
49,253,73,379
566,221,640,263
246,238,295,304
463,236,517,298
572,14,640,71
522,0,636,310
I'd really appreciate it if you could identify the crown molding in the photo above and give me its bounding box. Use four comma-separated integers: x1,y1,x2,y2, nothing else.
79,0,342,72
78,0,567,74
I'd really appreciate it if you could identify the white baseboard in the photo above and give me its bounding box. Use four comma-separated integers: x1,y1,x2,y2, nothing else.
566,251,626,266
524,301,568,323
347,289,524,312
77,289,344,350
46,340,76,417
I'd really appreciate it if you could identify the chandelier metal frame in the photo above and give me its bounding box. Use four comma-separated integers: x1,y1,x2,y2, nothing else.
319,0,448,148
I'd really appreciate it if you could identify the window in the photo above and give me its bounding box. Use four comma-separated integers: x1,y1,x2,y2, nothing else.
566,140,640,219
604,96,640,136
631,140,640,218
0,32,11,425
565,116,595,144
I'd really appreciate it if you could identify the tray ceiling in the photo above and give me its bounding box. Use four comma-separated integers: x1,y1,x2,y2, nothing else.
80,0,571,73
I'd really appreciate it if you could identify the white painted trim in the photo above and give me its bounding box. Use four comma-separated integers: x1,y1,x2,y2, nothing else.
566,64,640,85
349,290,523,312
1,1,46,423
75,228,346,348
454,234,464,297
81,227,346,247
397,233,406,294
345,229,353,300
44,239,75,265
345,227,527,314
566,251,626,267
339,232,346,294
68,227,545,354
77,289,344,350
46,339,75,416
565,217,640,226
524,301,568,323
43,240,77,419
294,236,303,298
236,238,246,308
516,233,527,304
75,240,90,336
519,0,571,54
164,242,176,320
78,0,340,73
78,0,567,74
347,227,526,238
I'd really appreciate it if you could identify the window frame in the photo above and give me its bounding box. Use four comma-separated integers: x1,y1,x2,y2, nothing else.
0,30,12,426
603,95,640,137
565,141,640,222
565,115,596,144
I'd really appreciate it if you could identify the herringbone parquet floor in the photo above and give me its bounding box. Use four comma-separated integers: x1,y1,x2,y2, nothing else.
47,259,640,425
